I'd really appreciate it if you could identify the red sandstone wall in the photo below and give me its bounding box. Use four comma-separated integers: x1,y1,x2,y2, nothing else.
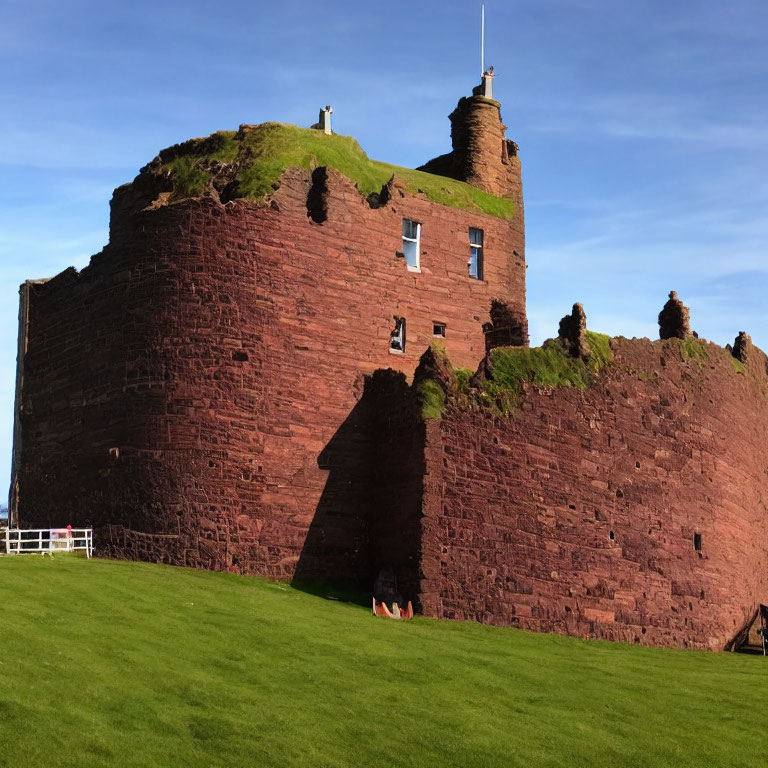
418,338,768,650
17,152,768,651
449,97,522,203
16,166,525,585
420,95,524,209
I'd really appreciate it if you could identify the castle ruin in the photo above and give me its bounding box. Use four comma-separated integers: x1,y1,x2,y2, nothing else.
11,78,768,651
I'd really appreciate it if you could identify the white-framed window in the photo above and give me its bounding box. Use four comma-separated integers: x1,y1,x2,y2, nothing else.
433,323,446,338
469,227,483,280
390,316,406,354
402,219,421,272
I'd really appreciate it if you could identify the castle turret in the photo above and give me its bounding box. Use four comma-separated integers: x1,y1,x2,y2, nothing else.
418,70,523,207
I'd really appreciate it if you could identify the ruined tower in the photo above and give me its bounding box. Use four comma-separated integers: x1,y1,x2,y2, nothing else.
11,79,527,593
419,70,524,209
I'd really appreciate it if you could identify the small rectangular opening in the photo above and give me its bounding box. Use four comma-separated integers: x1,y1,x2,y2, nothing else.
433,323,446,338
389,316,406,354
693,533,702,551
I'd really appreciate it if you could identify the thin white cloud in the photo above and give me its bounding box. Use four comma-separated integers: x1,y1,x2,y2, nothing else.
0,231,106,273
523,89,768,150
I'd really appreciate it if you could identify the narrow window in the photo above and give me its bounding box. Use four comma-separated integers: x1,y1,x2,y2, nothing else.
694,533,702,551
433,323,446,338
402,219,421,272
389,316,406,354
469,227,483,280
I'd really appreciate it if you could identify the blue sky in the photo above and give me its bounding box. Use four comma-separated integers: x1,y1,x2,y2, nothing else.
2,0,767,487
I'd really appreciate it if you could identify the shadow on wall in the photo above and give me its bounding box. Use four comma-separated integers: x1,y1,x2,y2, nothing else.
292,370,424,606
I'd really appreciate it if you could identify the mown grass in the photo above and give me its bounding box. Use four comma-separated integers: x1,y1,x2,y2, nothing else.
0,555,766,768
162,122,515,218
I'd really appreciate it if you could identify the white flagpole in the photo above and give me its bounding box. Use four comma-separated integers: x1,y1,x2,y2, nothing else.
481,3,485,75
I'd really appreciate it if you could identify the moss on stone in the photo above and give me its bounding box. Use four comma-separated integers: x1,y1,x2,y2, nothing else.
729,356,746,375
168,156,214,200
157,123,515,218
416,379,446,420
455,368,473,393
481,331,613,411
678,337,709,363
585,330,612,368
413,332,614,418
429,340,449,362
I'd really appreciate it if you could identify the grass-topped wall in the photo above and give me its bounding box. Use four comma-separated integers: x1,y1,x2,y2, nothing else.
476,332,612,414
143,123,515,219
415,332,614,420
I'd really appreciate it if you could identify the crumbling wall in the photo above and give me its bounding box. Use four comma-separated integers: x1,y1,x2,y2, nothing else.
483,299,529,350
418,337,768,650
658,291,691,340
419,90,524,208
558,303,591,361
16,163,525,582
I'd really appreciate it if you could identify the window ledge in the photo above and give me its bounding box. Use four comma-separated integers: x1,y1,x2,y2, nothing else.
389,348,404,355
406,265,421,273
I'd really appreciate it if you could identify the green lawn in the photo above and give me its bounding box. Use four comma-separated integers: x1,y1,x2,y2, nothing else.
0,556,765,767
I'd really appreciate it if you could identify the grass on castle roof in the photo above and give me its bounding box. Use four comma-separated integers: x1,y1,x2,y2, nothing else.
1,555,766,768
160,123,515,219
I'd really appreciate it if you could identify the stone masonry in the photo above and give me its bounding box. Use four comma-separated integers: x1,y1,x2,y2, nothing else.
12,79,768,650
13,80,525,588
418,336,768,651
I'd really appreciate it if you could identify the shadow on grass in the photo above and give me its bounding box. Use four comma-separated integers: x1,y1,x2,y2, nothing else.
290,578,371,609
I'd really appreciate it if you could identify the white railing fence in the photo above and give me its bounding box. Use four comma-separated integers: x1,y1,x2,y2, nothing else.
3,528,93,558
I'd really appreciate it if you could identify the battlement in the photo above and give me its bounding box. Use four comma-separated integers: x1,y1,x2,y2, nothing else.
400,298,768,650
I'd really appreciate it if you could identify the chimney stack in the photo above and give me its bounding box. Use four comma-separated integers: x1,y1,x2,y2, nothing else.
312,105,333,135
